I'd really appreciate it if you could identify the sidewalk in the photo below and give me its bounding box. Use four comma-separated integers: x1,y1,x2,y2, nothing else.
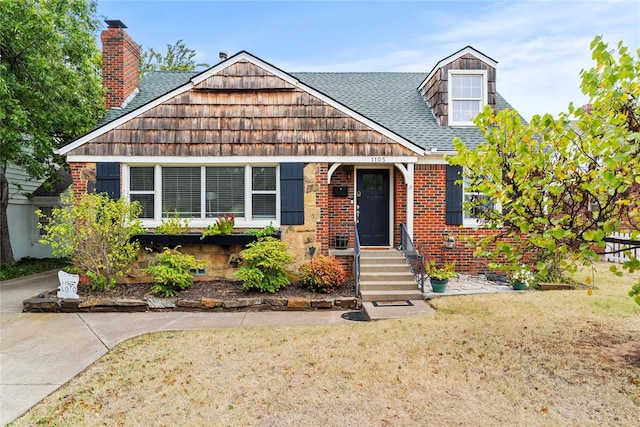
0,272,349,426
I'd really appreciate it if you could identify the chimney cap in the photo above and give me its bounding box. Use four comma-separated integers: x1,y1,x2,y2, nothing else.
105,19,127,29
219,51,228,60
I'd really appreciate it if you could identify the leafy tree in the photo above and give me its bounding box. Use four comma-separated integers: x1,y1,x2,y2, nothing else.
0,0,104,265
449,36,639,303
139,39,209,76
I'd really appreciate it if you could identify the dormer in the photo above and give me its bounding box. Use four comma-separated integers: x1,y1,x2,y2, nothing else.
418,46,497,127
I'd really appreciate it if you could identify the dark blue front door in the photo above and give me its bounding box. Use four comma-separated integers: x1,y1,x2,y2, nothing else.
357,169,390,246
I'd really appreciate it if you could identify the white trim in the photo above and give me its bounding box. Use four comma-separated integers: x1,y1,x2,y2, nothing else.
419,46,497,92
327,163,342,184
355,166,394,247
406,163,414,238
58,51,424,157
66,155,419,164
448,70,488,126
125,164,280,228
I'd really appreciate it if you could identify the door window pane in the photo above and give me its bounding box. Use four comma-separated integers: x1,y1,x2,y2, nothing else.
363,174,383,190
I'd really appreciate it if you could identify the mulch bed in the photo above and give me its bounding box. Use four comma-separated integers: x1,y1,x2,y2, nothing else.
77,279,356,301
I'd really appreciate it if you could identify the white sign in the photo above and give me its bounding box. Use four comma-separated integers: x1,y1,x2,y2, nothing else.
57,271,79,299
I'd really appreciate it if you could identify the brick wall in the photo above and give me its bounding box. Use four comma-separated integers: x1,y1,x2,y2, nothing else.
101,25,140,109
69,162,96,194
414,163,490,274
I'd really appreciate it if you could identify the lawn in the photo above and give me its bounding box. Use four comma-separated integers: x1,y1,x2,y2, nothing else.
0,257,69,281
12,262,640,426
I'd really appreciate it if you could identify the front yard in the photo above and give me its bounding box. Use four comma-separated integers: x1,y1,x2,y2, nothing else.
12,262,640,426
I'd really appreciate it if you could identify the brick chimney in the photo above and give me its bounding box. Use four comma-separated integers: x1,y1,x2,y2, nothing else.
101,20,140,109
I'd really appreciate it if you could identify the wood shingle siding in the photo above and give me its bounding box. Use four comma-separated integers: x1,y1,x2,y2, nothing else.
419,52,497,127
66,63,417,158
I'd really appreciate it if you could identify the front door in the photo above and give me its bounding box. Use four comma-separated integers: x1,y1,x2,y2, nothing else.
356,169,390,246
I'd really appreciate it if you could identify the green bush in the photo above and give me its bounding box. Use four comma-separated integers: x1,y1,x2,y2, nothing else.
155,211,190,234
201,213,235,238
235,237,292,293
37,192,144,291
144,247,204,297
298,256,347,293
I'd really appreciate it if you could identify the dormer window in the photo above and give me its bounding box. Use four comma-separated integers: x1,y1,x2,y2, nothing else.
448,70,487,126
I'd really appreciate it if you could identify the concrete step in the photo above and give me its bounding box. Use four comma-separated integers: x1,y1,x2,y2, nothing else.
362,300,435,320
359,289,423,302
360,250,405,259
360,264,410,273
360,272,416,282
359,282,419,292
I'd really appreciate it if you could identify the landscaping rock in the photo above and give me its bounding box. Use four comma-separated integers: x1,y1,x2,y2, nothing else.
263,297,286,307
176,299,202,308
223,298,262,308
201,297,223,308
146,296,177,309
311,298,334,309
287,297,311,310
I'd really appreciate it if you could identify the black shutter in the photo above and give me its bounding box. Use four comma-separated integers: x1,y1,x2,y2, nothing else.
280,163,304,225
96,162,121,200
445,165,463,225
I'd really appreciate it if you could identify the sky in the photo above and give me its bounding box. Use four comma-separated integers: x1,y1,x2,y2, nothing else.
96,0,640,121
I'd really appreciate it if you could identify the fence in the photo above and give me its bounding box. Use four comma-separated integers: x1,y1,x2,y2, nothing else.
605,232,639,264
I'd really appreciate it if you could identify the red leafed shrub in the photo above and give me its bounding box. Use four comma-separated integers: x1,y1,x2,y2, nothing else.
298,256,347,293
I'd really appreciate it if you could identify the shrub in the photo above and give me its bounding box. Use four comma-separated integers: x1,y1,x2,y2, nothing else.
155,211,190,234
201,213,235,238
37,192,144,290
143,247,204,297
298,256,347,293
235,237,292,293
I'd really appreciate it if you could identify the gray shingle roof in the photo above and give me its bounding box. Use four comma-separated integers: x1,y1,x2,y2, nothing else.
97,69,519,151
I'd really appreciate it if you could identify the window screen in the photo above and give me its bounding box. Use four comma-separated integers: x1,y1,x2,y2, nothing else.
206,167,245,218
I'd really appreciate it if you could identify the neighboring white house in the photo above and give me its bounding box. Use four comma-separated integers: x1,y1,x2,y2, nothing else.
5,164,70,260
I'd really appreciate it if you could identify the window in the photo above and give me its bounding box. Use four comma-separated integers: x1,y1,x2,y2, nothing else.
127,165,277,224
37,206,54,236
449,71,487,125
129,167,155,219
251,167,276,219
206,167,245,218
463,178,495,225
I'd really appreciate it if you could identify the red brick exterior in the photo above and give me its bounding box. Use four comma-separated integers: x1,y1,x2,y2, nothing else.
101,25,140,109
69,162,96,195
413,163,491,274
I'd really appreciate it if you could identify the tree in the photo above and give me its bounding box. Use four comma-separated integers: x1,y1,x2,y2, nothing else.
0,0,105,266
449,36,639,303
139,39,209,76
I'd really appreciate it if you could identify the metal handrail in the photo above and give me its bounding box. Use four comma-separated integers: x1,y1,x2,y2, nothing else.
400,223,425,293
354,222,361,297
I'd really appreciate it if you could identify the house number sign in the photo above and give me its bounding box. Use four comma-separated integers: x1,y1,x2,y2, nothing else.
57,270,80,299
370,156,387,163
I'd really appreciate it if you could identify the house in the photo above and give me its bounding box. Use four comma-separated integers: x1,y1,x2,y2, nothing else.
57,20,519,283
5,166,71,260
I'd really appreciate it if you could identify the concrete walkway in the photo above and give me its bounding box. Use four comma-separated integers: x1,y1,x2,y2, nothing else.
0,272,349,426
1,270,515,425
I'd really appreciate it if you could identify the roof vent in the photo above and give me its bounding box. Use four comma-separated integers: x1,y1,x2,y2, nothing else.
219,51,228,61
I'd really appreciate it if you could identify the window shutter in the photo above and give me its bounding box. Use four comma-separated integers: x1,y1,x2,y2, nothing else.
280,163,304,225
96,163,121,200
445,165,463,225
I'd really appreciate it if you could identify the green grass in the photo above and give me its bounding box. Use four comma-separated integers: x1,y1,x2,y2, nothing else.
0,257,70,281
